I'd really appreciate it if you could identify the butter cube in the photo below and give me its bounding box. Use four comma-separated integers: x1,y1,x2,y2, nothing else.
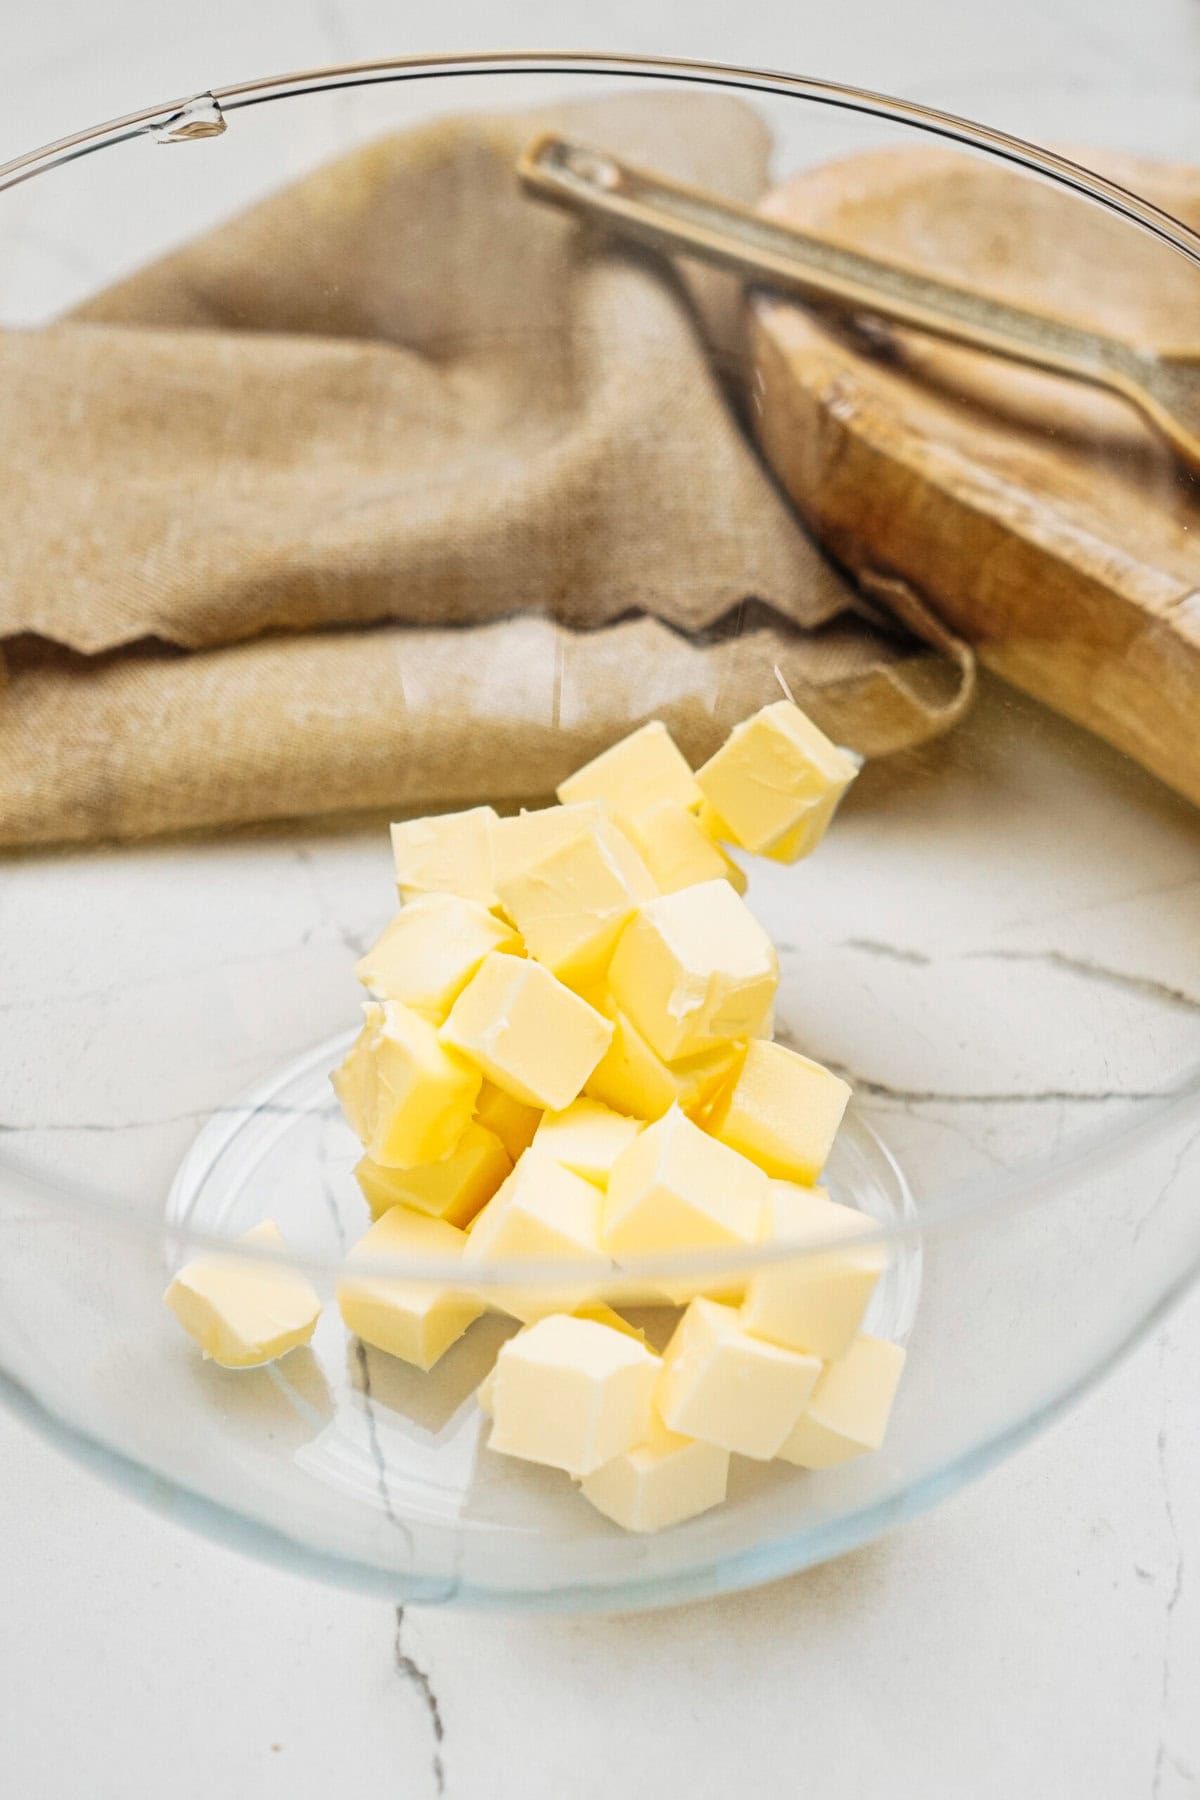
585,1003,742,1124
355,1122,512,1229
477,1307,645,1413
658,1297,821,1460
497,818,657,986
707,1041,851,1184
487,1314,660,1475
333,1000,481,1169
622,800,746,896
673,1039,747,1121
608,881,778,1061
741,1181,885,1359
476,1304,644,1419
164,1221,321,1369
354,895,519,1022
579,1412,730,1533
703,796,835,874
490,802,605,890
696,798,733,844
695,699,859,855
557,720,703,823
474,1079,541,1160
603,1105,767,1257
390,806,498,908
571,1301,647,1342
337,1206,484,1371
530,1098,643,1187
583,996,677,1120
330,1020,374,1144
778,1335,906,1468
463,1154,608,1322
440,952,612,1112
762,790,844,865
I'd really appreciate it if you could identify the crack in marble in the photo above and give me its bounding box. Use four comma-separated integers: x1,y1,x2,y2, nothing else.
393,1606,446,1797
838,937,933,966
892,1105,1009,1170
967,948,1200,1012
775,1014,1163,1105
771,1030,1158,1105
292,846,371,960
793,939,1198,1011
353,1340,414,1559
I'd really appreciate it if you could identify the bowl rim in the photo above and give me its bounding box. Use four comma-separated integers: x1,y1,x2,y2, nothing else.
0,45,1198,279
5,1056,1196,1283
1,48,1198,1283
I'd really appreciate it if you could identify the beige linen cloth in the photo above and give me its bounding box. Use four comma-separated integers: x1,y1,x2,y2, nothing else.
0,93,969,846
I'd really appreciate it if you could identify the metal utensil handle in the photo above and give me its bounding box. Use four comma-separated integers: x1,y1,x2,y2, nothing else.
519,134,1131,388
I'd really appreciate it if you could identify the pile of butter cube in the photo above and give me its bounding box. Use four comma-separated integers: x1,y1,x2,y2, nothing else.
166,701,907,1534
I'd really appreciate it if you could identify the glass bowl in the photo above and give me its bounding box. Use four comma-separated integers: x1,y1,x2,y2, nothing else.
1,53,1198,1613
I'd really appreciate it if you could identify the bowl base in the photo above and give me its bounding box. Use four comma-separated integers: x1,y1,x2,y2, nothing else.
160,1033,922,1597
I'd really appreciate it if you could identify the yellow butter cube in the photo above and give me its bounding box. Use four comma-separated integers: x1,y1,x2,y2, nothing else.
354,894,520,1022
579,1411,730,1533
762,789,844,865
707,1040,851,1184
497,818,657,987
696,798,733,844
487,1314,660,1475
474,1079,541,1161
657,1297,821,1460
477,1308,645,1413
777,1335,906,1468
622,799,746,897
583,999,677,1120
530,1098,643,1188
463,1154,608,1322
556,720,703,823
585,1000,743,1126
337,1205,483,1371
390,806,499,908
476,1305,643,1419
603,1104,767,1257
330,1020,375,1144
490,802,605,891
333,1000,482,1169
571,1301,647,1342
608,881,778,1061
673,1039,746,1121
740,1181,885,1359
440,952,612,1111
164,1221,321,1370
354,1122,512,1229
696,699,859,855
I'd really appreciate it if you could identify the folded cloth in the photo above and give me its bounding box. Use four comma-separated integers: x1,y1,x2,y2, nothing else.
0,92,970,845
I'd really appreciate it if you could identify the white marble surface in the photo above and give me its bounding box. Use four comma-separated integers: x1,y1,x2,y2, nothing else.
2,5,1200,1797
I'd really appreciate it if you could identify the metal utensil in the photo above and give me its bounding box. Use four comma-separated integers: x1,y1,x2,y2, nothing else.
518,132,1200,479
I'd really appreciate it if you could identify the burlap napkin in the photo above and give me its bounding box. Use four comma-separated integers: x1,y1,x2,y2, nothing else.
0,93,970,846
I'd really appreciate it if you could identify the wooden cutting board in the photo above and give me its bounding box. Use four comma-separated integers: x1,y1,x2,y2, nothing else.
750,146,1200,808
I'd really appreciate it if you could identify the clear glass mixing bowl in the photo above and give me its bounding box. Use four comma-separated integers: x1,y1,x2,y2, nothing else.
1,53,1198,1612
